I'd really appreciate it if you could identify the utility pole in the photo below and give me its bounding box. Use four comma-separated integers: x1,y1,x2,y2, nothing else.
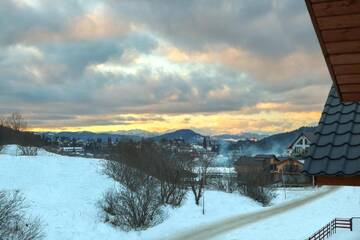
202,171,205,215
282,170,287,200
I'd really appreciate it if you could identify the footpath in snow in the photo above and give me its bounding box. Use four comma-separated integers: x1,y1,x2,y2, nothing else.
0,145,359,240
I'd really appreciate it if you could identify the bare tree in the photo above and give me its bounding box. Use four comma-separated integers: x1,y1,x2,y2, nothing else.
0,190,44,240
4,112,27,132
238,168,277,206
101,161,164,230
154,150,192,207
109,140,192,207
188,154,214,205
0,117,5,127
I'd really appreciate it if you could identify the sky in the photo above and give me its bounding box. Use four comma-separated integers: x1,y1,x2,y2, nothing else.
0,0,332,135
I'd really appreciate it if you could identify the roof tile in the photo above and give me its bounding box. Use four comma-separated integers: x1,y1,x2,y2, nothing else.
304,86,360,176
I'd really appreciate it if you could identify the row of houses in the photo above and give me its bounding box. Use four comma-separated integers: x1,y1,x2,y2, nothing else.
234,154,311,186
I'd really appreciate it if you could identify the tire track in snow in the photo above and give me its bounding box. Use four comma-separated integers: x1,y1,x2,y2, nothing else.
166,187,339,240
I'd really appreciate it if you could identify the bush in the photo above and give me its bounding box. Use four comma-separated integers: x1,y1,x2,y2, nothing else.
17,146,38,156
209,176,237,193
100,161,164,230
0,191,44,240
159,181,187,207
108,140,192,207
238,171,277,206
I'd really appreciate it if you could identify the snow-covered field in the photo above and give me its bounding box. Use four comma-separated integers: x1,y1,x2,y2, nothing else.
1,145,359,240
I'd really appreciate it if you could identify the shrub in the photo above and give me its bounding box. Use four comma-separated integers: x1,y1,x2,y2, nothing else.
0,191,44,240
100,161,164,230
18,146,38,156
159,181,187,207
238,171,277,206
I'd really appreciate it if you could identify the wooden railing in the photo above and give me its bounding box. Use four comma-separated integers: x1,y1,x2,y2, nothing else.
308,218,353,240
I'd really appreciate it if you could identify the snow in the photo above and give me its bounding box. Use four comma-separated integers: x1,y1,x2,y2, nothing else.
217,187,360,240
1,145,359,240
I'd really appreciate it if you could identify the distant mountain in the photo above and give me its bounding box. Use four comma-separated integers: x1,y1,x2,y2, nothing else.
39,131,145,142
152,129,204,143
108,129,157,138
213,132,269,142
228,126,317,156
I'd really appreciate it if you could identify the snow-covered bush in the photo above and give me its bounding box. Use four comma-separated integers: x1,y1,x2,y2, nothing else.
100,161,164,230
209,176,237,193
0,190,44,240
238,171,277,206
108,140,192,207
17,146,38,156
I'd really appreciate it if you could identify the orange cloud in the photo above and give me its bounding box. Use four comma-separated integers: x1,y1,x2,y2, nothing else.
161,45,328,83
22,6,130,44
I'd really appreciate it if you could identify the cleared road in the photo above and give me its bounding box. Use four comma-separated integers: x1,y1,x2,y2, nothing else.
166,187,339,240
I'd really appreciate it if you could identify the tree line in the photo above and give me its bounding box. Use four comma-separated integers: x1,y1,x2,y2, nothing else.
0,113,44,154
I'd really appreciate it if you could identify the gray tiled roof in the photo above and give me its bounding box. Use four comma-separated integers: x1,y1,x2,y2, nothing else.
303,132,316,143
303,86,360,176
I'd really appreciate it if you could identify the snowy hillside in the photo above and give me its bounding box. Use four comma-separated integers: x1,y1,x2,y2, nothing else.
0,145,359,240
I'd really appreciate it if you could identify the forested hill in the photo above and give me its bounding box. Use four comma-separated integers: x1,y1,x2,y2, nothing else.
0,126,43,147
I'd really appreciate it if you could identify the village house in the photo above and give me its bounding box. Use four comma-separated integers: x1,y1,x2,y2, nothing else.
286,132,315,158
276,156,312,185
59,146,85,155
234,154,279,182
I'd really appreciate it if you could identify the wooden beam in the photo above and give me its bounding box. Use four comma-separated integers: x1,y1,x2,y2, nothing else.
339,83,360,92
330,53,360,64
333,64,360,74
315,175,360,186
305,0,344,100
313,0,360,17
311,0,342,3
317,14,360,30
326,41,360,54
342,92,360,101
322,27,360,42
337,74,360,84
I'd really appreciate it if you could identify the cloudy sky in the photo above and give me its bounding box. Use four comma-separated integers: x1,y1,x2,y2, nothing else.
0,0,332,134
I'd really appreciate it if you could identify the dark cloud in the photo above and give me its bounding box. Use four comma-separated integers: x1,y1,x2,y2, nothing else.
107,0,319,58
0,0,84,46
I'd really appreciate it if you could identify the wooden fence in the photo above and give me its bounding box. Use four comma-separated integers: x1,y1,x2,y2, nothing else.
308,218,353,240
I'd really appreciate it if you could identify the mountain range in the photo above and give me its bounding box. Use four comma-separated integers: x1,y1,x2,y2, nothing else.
39,126,316,154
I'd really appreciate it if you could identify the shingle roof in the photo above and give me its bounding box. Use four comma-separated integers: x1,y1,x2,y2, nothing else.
303,132,316,143
303,86,360,176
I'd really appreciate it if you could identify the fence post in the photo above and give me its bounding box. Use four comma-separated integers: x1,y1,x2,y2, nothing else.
350,218,353,231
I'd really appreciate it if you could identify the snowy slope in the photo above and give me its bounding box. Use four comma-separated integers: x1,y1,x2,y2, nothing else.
216,187,360,240
0,146,358,240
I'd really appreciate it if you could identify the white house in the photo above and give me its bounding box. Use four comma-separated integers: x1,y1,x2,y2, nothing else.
286,132,315,158
59,146,84,155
